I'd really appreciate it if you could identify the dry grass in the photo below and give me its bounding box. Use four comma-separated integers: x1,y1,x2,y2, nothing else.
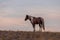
0,30,60,40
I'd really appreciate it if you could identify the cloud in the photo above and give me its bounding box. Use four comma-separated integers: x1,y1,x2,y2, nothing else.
0,17,25,26
46,26,60,32
26,7,60,19
0,0,60,31
0,7,15,16
0,17,33,31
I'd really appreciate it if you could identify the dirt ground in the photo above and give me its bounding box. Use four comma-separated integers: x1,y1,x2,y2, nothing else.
0,31,60,40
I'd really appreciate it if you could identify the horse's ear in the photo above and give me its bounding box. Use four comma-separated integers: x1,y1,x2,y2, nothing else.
26,15,29,17
26,15,28,16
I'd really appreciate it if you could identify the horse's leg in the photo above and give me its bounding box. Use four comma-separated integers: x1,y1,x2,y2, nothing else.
42,24,45,32
39,24,42,32
42,19,45,32
32,24,35,32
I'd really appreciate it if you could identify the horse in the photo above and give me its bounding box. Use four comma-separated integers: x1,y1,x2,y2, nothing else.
25,15,45,32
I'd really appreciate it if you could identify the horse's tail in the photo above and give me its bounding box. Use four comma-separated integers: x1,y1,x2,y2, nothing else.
42,18,45,30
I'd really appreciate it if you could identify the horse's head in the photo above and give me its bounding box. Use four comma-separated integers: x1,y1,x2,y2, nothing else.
25,15,29,21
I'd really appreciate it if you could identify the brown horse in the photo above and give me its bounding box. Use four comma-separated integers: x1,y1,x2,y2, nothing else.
25,15,45,32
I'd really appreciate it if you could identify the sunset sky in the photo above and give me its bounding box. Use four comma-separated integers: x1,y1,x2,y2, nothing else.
0,0,60,32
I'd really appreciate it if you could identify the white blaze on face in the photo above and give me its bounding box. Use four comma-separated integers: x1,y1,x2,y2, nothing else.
31,17,33,23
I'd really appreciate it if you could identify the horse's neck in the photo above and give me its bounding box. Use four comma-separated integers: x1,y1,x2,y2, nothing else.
29,16,34,23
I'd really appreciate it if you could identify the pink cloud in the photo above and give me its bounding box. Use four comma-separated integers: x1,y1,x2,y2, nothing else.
0,17,25,26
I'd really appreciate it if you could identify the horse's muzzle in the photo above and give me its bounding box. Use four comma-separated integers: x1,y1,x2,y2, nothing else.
25,19,26,21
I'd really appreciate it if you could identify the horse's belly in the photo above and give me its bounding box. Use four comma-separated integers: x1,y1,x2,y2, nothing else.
33,19,40,24
33,21,39,24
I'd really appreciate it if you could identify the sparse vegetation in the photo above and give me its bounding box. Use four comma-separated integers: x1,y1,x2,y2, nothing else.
0,31,60,40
